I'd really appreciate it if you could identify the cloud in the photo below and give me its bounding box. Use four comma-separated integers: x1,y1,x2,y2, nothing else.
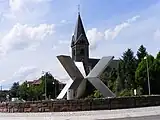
0,66,41,86
4,0,52,23
0,23,55,54
10,66,41,84
127,15,140,23
104,15,140,40
86,15,140,50
9,0,51,12
86,28,104,50
60,20,67,24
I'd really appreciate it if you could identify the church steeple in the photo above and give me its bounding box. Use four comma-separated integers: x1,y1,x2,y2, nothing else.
71,13,89,47
71,13,89,71
71,10,90,74
71,13,89,74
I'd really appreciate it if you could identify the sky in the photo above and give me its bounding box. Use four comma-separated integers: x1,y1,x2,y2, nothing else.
0,0,159,89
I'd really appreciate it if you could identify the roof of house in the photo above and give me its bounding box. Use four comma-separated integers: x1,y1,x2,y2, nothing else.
27,79,41,85
27,79,65,85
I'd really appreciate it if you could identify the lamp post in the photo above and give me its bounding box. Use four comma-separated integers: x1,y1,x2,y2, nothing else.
6,94,9,102
42,71,49,100
144,56,151,95
52,81,57,99
6,94,9,112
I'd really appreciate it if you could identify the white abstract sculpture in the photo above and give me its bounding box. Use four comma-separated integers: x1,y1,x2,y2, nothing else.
56,55,116,99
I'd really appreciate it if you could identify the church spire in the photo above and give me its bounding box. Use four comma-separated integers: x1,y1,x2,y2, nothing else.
71,9,89,72
71,11,89,47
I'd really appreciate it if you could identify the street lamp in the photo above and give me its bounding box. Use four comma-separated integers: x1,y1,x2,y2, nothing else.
144,56,151,95
6,94,9,102
42,71,49,100
52,82,57,99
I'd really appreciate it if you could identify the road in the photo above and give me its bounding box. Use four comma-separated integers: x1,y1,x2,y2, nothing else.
105,115,160,120
1,106,160,120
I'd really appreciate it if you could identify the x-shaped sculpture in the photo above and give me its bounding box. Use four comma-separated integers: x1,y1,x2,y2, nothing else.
56,55,116,99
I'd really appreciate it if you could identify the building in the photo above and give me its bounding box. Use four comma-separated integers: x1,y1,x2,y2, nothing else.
27,79,41,86
26,79,65,91
71,12,119,96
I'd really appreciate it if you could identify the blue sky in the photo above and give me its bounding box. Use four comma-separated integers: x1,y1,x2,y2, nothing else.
0,0,159,89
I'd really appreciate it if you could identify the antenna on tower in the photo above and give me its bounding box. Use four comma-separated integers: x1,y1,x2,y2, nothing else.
78,4,80,15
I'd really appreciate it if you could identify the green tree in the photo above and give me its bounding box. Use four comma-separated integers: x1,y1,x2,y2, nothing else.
93,90,103,98
119,89,133,97
115,49,138,96
0,90,9,101
116,61,125,92
19,81,43,101
18,72,62,101
19,81,30,100
100,67,117,93
119,49,137,89
39,72,60,99
149,55,160,94
135,55,155,95
107,68,118,93
156,51,160,60
10,82,20,98
100,66,112,85
137,45,148,63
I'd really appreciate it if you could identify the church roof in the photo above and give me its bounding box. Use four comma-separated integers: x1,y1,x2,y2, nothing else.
88,58,120,70
71,13,89,47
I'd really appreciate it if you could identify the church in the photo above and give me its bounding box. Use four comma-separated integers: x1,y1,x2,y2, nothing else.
70,12,119,97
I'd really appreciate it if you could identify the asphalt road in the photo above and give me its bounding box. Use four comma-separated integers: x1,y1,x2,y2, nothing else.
1,106,160,120
102,115,160,120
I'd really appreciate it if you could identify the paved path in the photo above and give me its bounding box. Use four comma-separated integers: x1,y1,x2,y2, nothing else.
1,106,160,120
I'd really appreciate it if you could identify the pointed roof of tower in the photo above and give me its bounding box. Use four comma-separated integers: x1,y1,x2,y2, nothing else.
71,13,89,47
74,13,86,40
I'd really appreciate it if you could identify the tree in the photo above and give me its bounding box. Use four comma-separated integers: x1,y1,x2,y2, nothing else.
149,55,160,94
19,81,30,100
19,81,44,101
0,90,9,102
93,90,103,98
119,89,133,97
100,66,112,85
10,82,20,98
18,72,62,101
39,72,60,99
116,60,125,92
135,55,156,95
100,67,117,94
137,45,148,63
119,49,137,89
107,68,118,93
156,51,160,60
